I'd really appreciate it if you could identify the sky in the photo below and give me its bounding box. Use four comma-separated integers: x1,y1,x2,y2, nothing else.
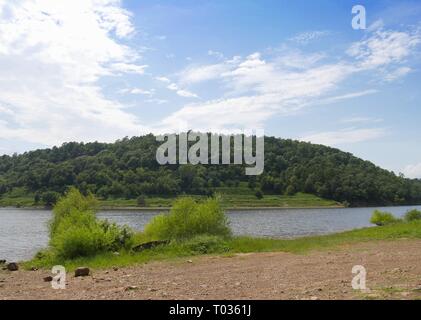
0,0,420,177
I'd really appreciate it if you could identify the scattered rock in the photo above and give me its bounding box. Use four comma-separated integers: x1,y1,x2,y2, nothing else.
7,262,18,271
187,260,193,264
30,266,39,271
132,240,170,252
74,267,90,277
113,267,119,271
43,276,53,282
310,296,319,300
147,288,158,292
125,286,139,291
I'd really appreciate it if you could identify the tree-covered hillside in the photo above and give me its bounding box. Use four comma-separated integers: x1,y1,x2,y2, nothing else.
0,134,420,207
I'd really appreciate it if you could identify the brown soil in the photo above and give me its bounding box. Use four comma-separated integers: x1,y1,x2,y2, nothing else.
1,239,420,300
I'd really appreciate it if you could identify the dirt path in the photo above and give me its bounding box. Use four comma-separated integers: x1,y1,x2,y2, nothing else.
1,239,421,300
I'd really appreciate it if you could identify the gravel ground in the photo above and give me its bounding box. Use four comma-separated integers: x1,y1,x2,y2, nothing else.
1,239,421,300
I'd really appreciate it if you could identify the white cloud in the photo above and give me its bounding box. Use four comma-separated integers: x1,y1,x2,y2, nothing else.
341,117,383,124
402,163,421,179
155,76,171,83
119,88,155,96
347,30,420,69
288,30,331,44
166,82,198,98
110,62,148,75
384,66,412,81
300,128,386,146
161,28,419,133
0,0,147,146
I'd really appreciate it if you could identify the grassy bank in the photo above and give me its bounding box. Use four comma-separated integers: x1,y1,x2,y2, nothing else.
25,220,421,271
0,189,341,209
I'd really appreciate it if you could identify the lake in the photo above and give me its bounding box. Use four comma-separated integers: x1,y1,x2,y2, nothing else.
1,205,421,262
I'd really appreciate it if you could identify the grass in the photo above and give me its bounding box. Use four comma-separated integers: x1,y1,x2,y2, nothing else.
24,220,421,271
0,189,341,209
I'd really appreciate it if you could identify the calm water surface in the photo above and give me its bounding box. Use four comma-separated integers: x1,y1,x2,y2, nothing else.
1,205,421,262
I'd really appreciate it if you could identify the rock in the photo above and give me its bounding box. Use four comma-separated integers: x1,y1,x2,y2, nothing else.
6,262,18,271
132,240,170,252
310,296,319,300
125,286,139,291
43,276,53,282
74,267,90,277
30,266,38,271
113,252,120,256
187,260,193,263
113,267,119,271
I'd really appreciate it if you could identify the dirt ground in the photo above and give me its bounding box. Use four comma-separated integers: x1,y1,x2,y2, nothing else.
1,239,420,300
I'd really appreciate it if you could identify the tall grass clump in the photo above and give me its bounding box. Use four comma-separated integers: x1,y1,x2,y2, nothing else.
144,197,231,241
404,209,421,222
48,188,134,259
370,210,399,226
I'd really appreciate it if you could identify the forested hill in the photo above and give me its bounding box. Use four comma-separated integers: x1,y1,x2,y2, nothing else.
0,134,420,207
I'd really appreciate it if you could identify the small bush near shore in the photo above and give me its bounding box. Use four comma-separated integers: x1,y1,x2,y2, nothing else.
180,235,230,254
48,188,134,259
370,210,400,226
144,197,231,241
404,209,421,222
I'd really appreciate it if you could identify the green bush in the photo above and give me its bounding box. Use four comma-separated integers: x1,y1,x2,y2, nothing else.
41,191,61,207
144,197,231,241
180,235,230,254
48,188,134,259
370,210,399,226
404,209,421,222
50,188,98,236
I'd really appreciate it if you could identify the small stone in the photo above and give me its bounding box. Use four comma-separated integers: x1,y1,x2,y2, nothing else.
234,282,241,286
310,296,319,300
147,288,157,292
43,276,53,282
113,267,119,271
125,286,138,291
113,252,120,256
74,267,90,277
6,262,18,271
187,260,193,263
30,266,39,271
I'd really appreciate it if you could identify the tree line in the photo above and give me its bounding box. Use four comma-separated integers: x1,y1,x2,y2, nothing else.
1,134,420,206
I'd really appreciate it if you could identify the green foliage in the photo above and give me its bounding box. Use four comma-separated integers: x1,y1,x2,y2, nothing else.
180,235,230,254
50,188,98,236
41,191,60,207
1,134,421,206
136,194,146,207
404,209,421,222
255,190,263,199
48,188,133,259
370,210,399,226
144,197,231,241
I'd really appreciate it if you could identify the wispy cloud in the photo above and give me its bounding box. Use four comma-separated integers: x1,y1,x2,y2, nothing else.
288,30,331,44
402,162,421,179
0,0,147,146
300,128,387,146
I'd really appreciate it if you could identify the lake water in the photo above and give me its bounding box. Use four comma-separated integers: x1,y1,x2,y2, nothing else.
1,205,421,262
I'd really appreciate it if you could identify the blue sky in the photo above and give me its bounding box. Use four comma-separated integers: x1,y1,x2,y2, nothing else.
0,0,421,177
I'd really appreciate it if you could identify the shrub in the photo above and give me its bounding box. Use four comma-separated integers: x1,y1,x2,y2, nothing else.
49,188,98,236
137,195,146,207
144,197,231,241
404,209,421,222
370,210,399,226
48,188,134,259
41,191,61,207
180,235,230,254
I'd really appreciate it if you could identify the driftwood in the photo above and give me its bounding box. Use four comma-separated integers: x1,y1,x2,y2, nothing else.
132,240,170,252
